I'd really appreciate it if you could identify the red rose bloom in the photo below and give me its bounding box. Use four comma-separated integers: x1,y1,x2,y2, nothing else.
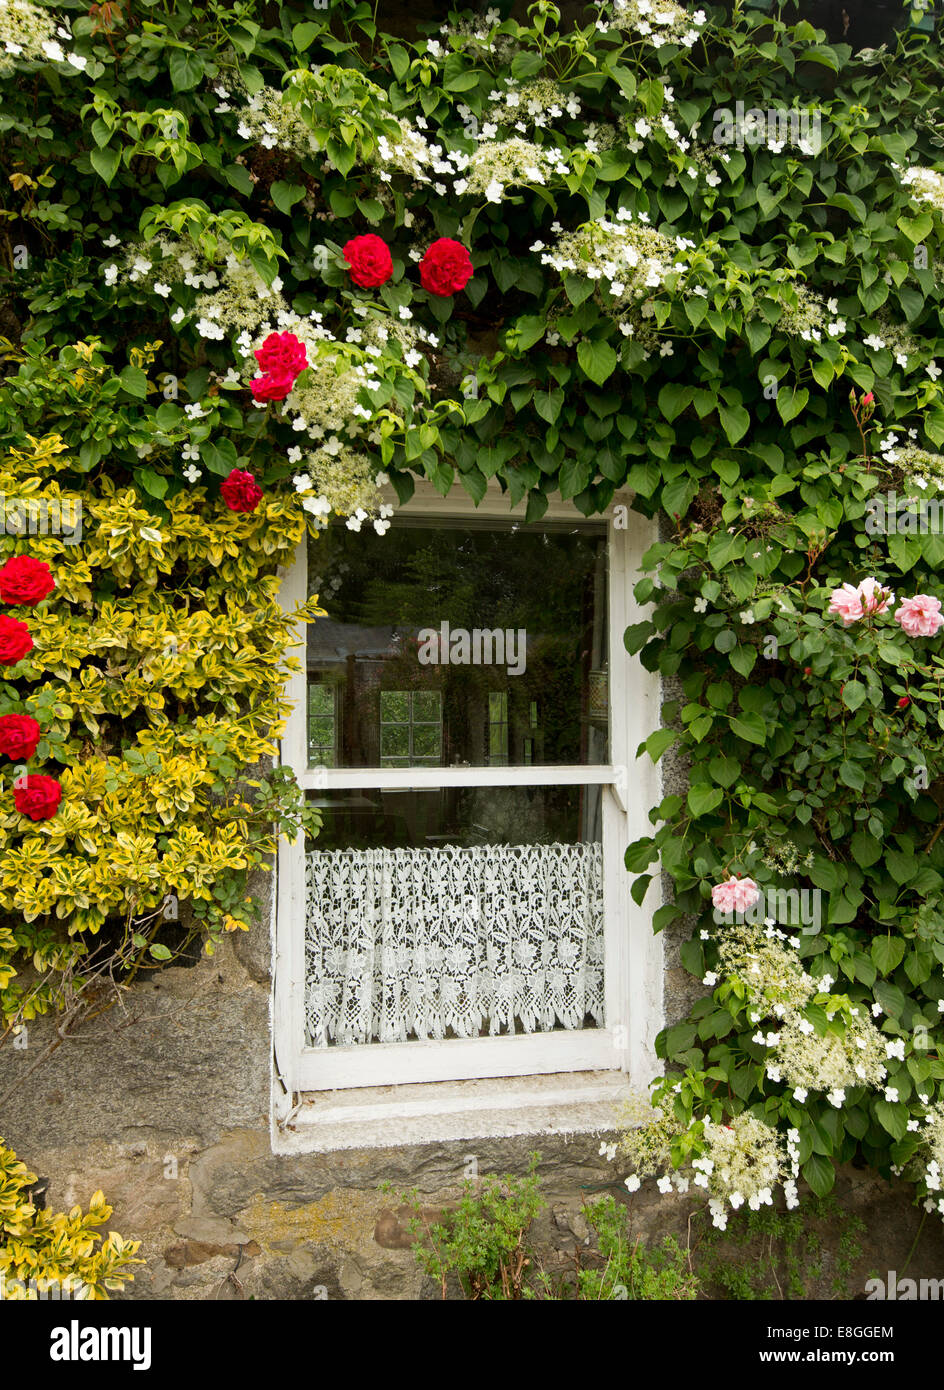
0,714,41,760
254,331,308,379
343,234,394,289
0,615,33,665
13,773,61,821
419,238,473,297
0,555,55,606
220,469,263,513
250,371,296,403
897,696,911,708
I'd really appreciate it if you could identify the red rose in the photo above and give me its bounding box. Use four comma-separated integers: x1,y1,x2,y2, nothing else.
0,555,55,606
343,234,393,289
897,696,911,708
13,773,61,821
254,331,308,379
419,238,473,297
0,615,33,665
250,371,296,403
220,469,263,513
0,714,41,760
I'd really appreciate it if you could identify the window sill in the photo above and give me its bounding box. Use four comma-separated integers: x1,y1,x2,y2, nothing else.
272,1070,636,1154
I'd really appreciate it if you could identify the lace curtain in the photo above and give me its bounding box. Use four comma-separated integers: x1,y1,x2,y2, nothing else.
304,842,605,1046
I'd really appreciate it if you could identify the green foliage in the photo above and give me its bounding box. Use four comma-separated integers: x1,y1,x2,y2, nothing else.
695,1195,866,1300
393,1158,699,1300
0,1137,141,1299
1,0,944,1213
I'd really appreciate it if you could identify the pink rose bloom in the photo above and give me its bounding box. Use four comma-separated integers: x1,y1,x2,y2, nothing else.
857,576,894,616
896,594,944,638
827,583,864,626
828,578,893,626
711,876,760,914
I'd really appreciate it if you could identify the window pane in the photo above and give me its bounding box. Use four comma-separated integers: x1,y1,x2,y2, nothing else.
380,724,409,758
304,786,604,1047
380,690,409,723
412,724,441,758
307,518,608,768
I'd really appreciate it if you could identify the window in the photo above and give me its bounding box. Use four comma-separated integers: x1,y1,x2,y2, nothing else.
274,483,663,1144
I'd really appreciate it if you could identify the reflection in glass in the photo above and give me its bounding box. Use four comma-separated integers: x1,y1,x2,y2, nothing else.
306,518,609,768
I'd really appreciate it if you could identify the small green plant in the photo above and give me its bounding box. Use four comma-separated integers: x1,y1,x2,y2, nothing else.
394,1158,700,1300
695,1195,866,1300
401,1153,544,1300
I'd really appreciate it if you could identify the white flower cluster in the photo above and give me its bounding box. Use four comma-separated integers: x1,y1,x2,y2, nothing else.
717,925,890,1106
290,447,385,529
0,0,87,74
458,137,570,203
774,283,829,342
482,78,582,133
231,82,321,160
604,1099,796,1229
543,209,690,313
694,1113,798,1230
439,12,519,63
599,0,708,49
374,118,447,185
898,165,944,217
920,1105,944,1217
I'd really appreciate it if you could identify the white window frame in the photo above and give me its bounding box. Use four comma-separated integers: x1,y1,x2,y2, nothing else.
272,482,664,1144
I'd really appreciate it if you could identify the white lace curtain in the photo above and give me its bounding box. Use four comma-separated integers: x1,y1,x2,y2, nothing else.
305,842,605,1046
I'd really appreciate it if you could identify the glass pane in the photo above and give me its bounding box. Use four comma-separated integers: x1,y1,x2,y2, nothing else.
412,724,441,758
307,517,608,768
412,690,441,723
308,684,334,717
308,717,335,746
380,690,409,723
304,786,604,1047
380,724,409,758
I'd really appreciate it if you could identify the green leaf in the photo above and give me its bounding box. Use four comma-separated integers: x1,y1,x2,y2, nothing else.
874,1098,907,1141
135,467,168,500
871,935,905,976
802,1153,835,1197
270,181,306,214
687,785,724,817
841,680,867,711
644,728,678,762
577,339,618,386
293,21,325,51
730,711,766,745
776,386,809,425
168,49,205,92
149,942,173,961
719,403,750,444
90,145,121,186
118,365,148,398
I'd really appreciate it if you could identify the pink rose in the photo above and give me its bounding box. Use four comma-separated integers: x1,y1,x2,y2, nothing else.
827,583,863,627
857,577,893,616
895,594,944,638
711,876,761,915
827,577,893,627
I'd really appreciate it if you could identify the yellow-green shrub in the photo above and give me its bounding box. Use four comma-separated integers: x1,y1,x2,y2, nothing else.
0,1139,141,1299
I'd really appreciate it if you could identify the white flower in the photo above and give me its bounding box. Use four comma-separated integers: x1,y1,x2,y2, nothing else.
42,39,65,62
183,464,202,484
153,282,172,298
703,971,718,987
827,1088,845,1108
928,360,942,380
182,443,200,461
67,52,87,70
793,1087,808,1103
484,179,504,204
884,1087,899,1103
863,334,886,351
625,1175,641,1193
103,265,118,287
292,473,312,492
886,1038,906,1061
693,596,708,613
656,1175,673,1194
